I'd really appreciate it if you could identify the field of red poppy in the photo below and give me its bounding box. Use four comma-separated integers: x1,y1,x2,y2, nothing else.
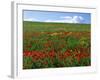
23,21,91,69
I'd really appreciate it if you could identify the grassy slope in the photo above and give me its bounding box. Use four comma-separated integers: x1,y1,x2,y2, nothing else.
23,21,91,32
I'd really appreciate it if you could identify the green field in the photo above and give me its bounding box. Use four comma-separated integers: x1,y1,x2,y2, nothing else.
23,21,90,32
23,21,91,69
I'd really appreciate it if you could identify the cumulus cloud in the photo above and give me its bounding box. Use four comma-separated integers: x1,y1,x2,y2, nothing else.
45,16,84,23
72,16,84,23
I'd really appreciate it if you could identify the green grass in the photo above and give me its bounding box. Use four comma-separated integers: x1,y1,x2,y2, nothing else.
23,21,90,32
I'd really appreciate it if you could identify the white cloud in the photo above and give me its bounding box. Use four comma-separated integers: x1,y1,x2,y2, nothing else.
44,16,84,23
72,16,84,23
60,16,72,20
79,16,84,20
24,18,39,21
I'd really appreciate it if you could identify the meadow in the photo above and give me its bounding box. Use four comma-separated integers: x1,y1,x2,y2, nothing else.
23,21,91,69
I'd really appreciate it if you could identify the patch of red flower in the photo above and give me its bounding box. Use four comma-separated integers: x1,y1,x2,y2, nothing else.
64,50,71,58
23,51,46,61
58,50,72,60
23,49,90,64
75,53,90,61
31,51,46,61
23,51,33,57
48,50,55,58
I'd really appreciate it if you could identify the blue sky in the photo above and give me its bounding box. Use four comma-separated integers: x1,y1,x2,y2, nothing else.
23,10,91,24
